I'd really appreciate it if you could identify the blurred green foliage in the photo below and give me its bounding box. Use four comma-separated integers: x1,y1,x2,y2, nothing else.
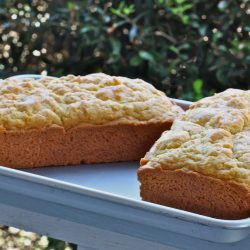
0,0,249,100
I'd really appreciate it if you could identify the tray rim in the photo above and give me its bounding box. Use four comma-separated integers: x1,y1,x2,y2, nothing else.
0,164,250,230
2,74,250,230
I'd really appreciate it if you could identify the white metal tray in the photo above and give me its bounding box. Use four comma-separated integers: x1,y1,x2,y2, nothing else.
0,74,249,249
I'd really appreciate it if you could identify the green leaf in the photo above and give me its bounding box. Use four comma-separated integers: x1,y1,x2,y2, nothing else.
182,15,189,24
129,55,142,66
181,4,192,12
111,8,121,16
193,79,203,100
169,46,179,54
139,51,155,62
171,8,179,15
176,0,186,3
123,4,135,15
111,2,134,16
67,1,77,11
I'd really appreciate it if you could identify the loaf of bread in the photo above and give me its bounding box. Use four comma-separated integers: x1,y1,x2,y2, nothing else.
138,89,250,219
0,73,182,168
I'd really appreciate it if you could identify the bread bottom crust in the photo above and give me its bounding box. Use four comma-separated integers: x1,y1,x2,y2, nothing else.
0,122,171,168
138,167,250,219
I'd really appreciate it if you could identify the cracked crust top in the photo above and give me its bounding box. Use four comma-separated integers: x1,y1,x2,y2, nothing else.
140,89,250,187
0,73,183,132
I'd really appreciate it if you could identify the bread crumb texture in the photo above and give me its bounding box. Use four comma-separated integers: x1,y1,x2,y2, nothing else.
141,89,250,186
0,73,182,131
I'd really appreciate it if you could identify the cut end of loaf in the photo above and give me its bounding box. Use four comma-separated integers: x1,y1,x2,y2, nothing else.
138,166,250,220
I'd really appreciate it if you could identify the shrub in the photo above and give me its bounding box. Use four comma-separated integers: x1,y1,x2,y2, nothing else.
0,0,249,100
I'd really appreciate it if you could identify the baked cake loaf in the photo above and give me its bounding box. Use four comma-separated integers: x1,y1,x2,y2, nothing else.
0,73,183,168
138,89,250,219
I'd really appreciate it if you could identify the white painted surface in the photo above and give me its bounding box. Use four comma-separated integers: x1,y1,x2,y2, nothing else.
0,203,180,250
26,162,140,199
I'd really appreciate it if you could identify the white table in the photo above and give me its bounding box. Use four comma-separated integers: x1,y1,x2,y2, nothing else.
0,163,249,250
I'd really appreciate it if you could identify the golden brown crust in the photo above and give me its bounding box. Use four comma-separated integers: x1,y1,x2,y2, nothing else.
138,166,250,219
138,88,250,219
0,73,183,131
141,120,250,186
183,88,250,134
0,122,172,168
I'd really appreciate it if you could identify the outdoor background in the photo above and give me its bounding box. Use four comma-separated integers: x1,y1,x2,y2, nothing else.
0,0,249,101
0,0,249,249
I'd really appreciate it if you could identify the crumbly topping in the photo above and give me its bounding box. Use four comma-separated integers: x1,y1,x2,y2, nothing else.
182,89,250,134
142,89,250,186
0,73,182,131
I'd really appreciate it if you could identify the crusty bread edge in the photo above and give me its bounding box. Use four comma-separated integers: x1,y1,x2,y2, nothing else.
0,122,172,168
138,165,250,219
